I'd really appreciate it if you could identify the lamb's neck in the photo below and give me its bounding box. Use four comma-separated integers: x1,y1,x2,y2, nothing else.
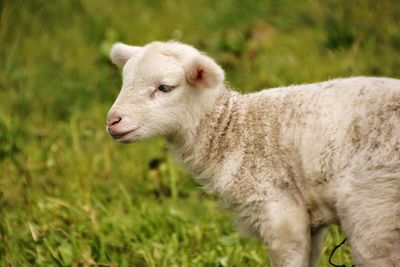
170,87,242,182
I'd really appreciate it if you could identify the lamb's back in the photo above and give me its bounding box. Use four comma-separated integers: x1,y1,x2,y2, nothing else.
242,76,399,197
237,77,398,225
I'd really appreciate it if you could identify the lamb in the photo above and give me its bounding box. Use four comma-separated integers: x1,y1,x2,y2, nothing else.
106,41,400,267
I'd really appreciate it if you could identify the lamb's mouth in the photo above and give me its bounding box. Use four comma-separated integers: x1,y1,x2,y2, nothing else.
109,127,139,142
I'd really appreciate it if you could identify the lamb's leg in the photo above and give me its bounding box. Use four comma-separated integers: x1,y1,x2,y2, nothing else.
310,227,327,267
340,207,400,267
337,171,400,267
260,200,311,267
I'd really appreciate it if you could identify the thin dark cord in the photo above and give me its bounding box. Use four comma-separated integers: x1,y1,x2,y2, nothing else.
328,238,356,267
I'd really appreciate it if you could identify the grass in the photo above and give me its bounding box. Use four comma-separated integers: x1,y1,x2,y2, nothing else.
0,0,399,266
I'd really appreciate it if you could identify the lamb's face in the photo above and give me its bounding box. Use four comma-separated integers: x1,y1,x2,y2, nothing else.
107,41,224,143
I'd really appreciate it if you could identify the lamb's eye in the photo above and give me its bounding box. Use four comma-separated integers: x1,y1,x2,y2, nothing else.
158,84,174,93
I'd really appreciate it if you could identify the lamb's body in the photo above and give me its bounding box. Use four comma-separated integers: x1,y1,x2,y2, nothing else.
107,41,400,267
174,77,400,266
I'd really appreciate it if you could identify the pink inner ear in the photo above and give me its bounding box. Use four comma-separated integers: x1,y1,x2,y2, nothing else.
196,67,204,81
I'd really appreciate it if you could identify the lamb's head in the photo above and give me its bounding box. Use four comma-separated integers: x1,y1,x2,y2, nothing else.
107,41,225,143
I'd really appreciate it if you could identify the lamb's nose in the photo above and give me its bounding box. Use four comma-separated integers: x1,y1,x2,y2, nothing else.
107,115,122,127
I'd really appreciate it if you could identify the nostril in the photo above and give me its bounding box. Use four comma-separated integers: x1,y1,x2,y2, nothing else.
107,116,122,127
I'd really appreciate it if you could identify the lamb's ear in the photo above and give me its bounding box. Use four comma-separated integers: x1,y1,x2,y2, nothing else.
110,43,141,68
185,55,225,89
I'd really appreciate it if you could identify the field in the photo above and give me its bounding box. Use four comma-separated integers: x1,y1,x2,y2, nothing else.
1,0,399,266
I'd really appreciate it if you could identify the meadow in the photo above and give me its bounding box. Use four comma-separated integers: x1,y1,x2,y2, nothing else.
0,0,399,266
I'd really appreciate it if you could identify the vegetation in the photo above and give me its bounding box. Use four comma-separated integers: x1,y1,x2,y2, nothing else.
1,0,399,266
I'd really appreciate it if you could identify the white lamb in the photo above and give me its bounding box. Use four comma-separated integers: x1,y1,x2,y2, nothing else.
106,41,400,267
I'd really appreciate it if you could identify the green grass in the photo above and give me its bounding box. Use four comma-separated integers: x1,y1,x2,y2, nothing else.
1,0,399,266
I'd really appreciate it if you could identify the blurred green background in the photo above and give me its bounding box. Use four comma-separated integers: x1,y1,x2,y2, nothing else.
1,0,399,266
